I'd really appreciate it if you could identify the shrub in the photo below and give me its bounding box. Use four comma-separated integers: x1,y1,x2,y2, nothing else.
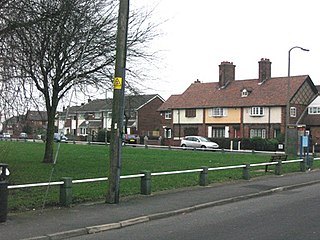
210,137,279,151
96,129,111,142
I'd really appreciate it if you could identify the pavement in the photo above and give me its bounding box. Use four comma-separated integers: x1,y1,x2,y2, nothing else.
1,169,320,240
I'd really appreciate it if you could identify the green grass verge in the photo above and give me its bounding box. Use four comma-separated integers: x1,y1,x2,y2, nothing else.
0,141,317,212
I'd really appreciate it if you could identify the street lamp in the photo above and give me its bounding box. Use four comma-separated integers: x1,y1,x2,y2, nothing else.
285,46,309,154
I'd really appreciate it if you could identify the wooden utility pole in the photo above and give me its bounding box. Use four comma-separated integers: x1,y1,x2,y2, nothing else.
106,0,129,204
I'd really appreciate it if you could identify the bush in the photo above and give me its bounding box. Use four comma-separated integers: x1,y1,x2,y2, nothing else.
210,137,279,151
249,137,279,151
96,129,111,142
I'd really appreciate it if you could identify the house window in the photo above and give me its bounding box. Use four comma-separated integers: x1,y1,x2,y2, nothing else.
165,111,172,119
308,107,320,114
241,89,248,97
273,129,280,138
184,127,198,136
290,107,296,117
210,108,226,117
164,128,172,138
80,128,87,135
185,109,196,118
250,107,264,116
250,128,266,139
212,127,225,138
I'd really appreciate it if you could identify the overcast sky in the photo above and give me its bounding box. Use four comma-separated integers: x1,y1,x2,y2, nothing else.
132,0,320,100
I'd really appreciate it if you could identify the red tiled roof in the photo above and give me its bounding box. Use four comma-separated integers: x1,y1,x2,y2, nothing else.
164,75,313,109
157,94,181,111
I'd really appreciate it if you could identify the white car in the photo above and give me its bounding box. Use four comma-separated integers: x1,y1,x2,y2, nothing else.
3,133,11,139
180,136,219,149
54,133,68,142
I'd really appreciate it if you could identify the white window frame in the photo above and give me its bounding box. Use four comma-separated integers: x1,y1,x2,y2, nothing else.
80,128,87,135
241,89,248,97
164,128,172,138
212,127,225,138
290,107,296,117
208,126,228,138
250,107,264,116
210,108,227,117
165,111,172,119
250,128,266,139
308,107,320,114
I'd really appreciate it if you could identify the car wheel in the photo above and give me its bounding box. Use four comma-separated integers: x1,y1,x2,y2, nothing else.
181,144,187,149
201,145,206,149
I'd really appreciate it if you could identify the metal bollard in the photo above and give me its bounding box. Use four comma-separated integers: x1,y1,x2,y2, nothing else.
307,156,313,169
60,177,73,207
242,163,250,180
0,163,9,222
140,171,151,195
275,160,282,175
199,166,208,186
300,158,306,172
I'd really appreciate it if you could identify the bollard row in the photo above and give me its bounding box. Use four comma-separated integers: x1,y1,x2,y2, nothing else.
1,158,311,223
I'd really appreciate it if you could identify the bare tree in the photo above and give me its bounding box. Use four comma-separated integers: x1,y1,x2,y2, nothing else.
0,0,159,163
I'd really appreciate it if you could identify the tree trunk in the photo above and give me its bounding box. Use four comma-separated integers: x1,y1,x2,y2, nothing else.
42,109,56,163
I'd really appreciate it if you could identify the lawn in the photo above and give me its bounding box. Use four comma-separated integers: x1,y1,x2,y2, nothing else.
0,141,314,212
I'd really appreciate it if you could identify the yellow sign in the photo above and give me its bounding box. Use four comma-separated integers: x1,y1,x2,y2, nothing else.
114,77,122,90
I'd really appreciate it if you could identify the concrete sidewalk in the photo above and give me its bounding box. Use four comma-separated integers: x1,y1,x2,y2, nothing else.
1,170,320,240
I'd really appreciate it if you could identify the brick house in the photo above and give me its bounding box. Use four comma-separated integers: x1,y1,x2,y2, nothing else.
2,110,48,137
130,95,165,136
57,105,82,136
57,94,164,139
158,58,318,146
158,94,180,145
302,86,320,146
25,111,48,131
2,116,23,136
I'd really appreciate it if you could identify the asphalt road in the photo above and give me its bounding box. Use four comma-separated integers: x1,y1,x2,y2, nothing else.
71,183,320,240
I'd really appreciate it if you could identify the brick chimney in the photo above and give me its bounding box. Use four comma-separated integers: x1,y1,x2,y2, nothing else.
258,58,271,83
219,61,235,88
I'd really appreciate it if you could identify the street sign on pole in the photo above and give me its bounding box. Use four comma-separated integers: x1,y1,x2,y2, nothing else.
106,0,129,204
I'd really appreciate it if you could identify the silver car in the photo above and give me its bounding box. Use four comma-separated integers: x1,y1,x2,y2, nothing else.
180,136,219,149
3,133,11,139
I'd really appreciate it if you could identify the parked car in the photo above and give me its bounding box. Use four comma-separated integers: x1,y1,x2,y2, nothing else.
19,132,28,139
54,133,68,142
180,136,219,149
2,133,11,139
123,134,138,144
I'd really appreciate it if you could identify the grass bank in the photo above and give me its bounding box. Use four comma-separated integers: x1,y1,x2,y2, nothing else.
0,141,313,212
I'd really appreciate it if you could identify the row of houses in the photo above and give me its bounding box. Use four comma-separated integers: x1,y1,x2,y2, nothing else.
158,58,320,147
2,58,320,148
57,94,164,140
1,94,165,140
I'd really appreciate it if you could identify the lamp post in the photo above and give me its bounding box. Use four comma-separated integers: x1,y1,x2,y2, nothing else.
285,46,309,154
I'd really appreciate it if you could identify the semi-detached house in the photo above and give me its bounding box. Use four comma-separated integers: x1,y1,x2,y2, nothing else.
57,94,164,140
158,58,318,146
